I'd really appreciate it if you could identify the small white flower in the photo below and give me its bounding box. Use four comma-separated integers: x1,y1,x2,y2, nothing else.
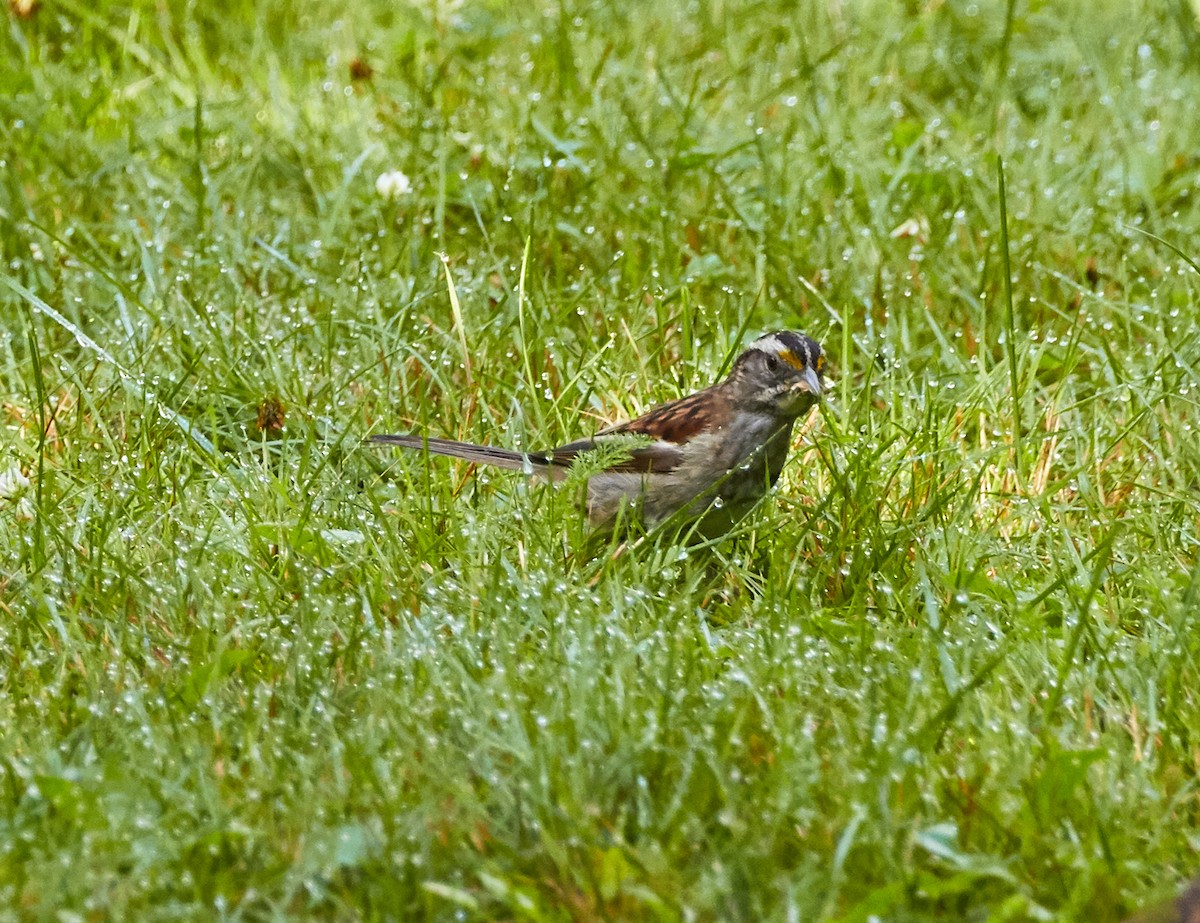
15,497,35,523
0,463,29,500
375,170,412,200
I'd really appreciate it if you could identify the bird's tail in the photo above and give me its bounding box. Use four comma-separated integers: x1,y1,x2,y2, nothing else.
371,434,555,474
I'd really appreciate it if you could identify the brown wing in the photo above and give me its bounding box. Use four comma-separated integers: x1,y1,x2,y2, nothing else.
547,385,727,474
604,386,724,445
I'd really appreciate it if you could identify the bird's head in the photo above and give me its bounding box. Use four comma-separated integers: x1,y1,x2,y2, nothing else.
728,330,825,417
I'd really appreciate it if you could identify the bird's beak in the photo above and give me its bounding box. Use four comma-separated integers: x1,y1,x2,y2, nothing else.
800,366,823,397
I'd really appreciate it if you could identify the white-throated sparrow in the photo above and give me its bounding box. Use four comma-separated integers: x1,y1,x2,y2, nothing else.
373,330,825,534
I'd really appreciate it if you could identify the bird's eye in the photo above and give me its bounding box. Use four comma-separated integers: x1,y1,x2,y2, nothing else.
765,355,779,372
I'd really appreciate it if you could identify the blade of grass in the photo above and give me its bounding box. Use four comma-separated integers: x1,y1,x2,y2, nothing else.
997,156,1023,479
439,252,473,387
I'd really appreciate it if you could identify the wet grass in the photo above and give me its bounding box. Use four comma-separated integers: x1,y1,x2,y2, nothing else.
3,0,1200,919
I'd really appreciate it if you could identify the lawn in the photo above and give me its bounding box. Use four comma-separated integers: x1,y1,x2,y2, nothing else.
3,0,1200,919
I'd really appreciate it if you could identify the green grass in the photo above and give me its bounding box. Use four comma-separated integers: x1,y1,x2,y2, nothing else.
3,0,1200,919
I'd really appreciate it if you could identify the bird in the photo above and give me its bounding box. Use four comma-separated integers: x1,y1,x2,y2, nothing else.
372,330,825,535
